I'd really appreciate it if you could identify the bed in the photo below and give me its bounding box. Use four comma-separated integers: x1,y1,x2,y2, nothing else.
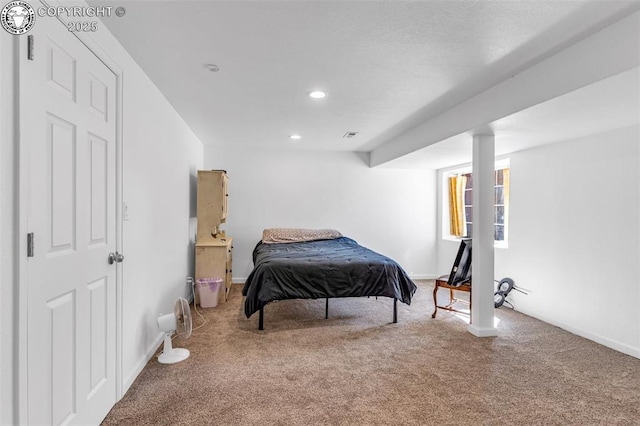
242,229,417,329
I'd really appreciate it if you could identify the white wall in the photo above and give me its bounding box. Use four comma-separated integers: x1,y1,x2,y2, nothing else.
118,65,203,389
0,14,204,424
437,125,640,358
204,146,437,281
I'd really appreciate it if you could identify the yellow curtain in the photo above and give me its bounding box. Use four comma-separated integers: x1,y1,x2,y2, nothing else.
503,168,510,238
448,175,467,237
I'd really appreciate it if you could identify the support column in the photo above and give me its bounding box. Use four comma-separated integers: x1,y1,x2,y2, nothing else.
468,134,498,337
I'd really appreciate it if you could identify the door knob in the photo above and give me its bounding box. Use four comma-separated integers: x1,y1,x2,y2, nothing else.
108,252,125,264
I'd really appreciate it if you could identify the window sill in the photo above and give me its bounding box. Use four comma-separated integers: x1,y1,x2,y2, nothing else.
442,236,508,249
494,241,509,250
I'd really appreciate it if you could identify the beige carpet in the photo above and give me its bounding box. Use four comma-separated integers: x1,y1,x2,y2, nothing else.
102,281,640,425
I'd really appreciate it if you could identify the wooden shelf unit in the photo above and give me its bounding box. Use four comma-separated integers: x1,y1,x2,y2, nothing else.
195,170,232,305
196,170,228,242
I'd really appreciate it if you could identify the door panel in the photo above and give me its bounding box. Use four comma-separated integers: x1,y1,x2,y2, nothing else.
87,276,108,393
47,113,77,254
48,290,76,425
22,9,118,425
46,38,77,100
89,133,108,246
88,73,108,121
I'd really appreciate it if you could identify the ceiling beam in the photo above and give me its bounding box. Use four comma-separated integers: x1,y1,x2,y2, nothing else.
369,11,640,167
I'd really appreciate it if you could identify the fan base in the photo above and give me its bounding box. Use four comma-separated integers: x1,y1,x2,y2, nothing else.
158,348,190,364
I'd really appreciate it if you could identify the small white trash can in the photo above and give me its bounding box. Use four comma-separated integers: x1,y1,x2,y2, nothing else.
197,278,223,308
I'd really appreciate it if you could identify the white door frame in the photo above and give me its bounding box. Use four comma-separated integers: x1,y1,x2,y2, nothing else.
16,10,125,423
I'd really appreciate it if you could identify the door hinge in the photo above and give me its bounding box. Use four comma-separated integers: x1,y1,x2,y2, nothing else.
27,233,34,257
27,35,34,61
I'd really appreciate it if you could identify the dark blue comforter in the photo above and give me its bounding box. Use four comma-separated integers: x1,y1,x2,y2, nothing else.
242,237,417,318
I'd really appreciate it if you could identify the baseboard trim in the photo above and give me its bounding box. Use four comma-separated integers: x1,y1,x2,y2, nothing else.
410,274,438,280
122,332,164,396
467,324,498,337
514,306,640,360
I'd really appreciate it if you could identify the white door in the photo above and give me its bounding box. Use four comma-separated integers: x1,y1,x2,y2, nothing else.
21,11,118,426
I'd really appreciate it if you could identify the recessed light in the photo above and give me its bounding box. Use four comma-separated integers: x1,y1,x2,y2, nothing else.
204,64,220,72
308,91,327,99
290,134,302,140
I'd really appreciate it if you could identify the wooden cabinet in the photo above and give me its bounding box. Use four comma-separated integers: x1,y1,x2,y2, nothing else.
196,170,228,242
195,238,233,304
195,169,232,305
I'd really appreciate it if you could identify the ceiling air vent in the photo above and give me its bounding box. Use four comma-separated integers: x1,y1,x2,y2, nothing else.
343,131,359,138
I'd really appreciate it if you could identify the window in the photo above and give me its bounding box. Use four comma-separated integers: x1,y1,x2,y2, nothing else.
447,166,510,244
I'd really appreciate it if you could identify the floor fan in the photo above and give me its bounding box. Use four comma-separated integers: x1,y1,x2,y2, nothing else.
157,297,192,364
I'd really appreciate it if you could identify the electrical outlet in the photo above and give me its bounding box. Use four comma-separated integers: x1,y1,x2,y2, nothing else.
122,202,129,221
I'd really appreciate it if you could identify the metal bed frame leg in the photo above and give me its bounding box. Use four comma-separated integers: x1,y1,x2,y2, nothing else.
393,298,397,323
259,298,397,329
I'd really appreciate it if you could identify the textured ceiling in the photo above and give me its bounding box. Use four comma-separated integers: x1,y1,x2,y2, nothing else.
93,0,640,168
